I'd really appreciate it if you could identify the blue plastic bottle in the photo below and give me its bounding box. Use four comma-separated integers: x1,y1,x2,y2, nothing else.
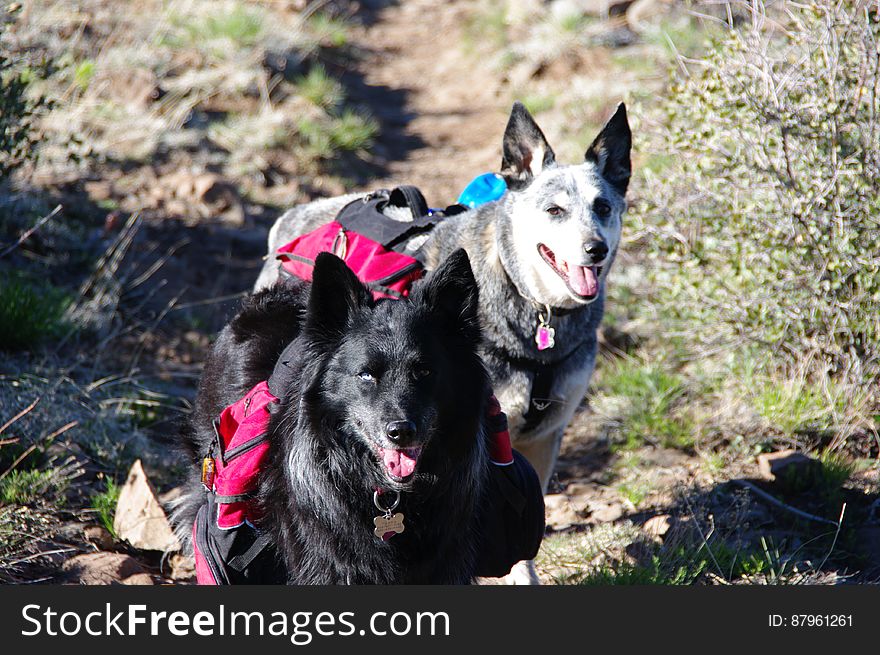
457,173,507,209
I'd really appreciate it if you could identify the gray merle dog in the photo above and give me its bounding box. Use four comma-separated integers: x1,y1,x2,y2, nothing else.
255,102,631,582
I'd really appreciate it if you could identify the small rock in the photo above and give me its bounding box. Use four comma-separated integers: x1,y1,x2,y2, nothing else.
114,459,180,552
121,573,156,586
168,553,196,581
83,525,114,551
643,514,672,541
544,493,583,531
587,499,624,523
757,450,821,488
62,552,154,585
84,180,113,201
192,173,235,208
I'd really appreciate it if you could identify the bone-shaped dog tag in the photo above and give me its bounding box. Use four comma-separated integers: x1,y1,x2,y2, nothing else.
373,512,405,541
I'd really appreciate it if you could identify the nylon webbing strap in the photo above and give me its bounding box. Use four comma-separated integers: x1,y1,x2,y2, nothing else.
227,532,273,573
522,365,555,431
388,185,429,220
335,186,442,250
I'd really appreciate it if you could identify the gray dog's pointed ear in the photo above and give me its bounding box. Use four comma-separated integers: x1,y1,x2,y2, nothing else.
585,103,631,196
500,102,556,190
304,252,372,343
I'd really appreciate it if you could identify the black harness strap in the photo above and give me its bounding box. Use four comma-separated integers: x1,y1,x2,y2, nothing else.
523,364,557,431
485,343,585,432
389,185,428,219
333,186,468,256
226,532,273,573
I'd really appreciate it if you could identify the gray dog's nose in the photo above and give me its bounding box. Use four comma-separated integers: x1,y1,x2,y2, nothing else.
385,420,416,443
584,240,608,262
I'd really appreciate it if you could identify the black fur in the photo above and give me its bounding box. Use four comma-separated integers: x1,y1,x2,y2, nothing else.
585,103,632,195
178,249,492,584
500,101,557,190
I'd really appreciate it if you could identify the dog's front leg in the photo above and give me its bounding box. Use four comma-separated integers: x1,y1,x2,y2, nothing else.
493,428,565,585
513,427,565,493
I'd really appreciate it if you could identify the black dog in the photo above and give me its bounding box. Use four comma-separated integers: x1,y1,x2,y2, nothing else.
176,249,520,584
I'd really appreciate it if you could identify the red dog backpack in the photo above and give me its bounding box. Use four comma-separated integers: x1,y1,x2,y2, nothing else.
275,186,467,300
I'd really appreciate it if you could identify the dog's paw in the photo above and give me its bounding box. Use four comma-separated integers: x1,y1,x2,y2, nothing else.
475,560,541,585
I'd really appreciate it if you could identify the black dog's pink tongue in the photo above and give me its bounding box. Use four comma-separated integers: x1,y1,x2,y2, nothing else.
381,447,420,479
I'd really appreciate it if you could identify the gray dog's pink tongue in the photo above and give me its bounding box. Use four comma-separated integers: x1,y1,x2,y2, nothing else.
566,264,598,297
381,447,420,479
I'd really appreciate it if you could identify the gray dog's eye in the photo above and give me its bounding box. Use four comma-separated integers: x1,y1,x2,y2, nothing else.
593,199,611,217
413,366,431,379
545,205,564,217
357,371,375,382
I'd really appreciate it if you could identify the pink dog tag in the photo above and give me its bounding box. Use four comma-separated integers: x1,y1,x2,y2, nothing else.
535,324,555,350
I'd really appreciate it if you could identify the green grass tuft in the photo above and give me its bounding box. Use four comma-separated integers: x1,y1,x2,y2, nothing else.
328,109,378,152
295,66,343,110
598,358,693,451
0,272,71,351
91,478,120,537
816,449,857,495
752,380,843,435
577,555,707,585
308,13,351,48
74,60,96,92
298,109,377,159
0,469,66,506
198,5,263,46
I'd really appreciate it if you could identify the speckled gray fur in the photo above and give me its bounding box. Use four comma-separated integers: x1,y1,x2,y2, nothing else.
253,102,631,495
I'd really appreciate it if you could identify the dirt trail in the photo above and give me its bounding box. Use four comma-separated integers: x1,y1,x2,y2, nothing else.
346,0,505,205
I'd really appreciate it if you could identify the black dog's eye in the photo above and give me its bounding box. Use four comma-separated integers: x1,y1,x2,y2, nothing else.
413,366,431,380
357,371,376,382
545,205,564,217
593,199,611,218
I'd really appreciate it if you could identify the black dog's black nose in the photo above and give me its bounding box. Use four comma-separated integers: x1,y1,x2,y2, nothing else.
385,420,416,443
584,240,608,262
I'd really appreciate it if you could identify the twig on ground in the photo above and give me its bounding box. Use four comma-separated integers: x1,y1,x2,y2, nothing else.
816,503,847,573
0,398,40,436
683,495,726,581
0,205,62,259
731,479,839,526
170,290,248,311
4,547,78,567
0,420,78,481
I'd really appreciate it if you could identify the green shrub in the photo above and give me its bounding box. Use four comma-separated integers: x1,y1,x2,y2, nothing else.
639,2,880,396
0,10,41,179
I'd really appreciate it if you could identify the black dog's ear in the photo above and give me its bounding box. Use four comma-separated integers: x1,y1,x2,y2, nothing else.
304,252,372,343
418,249,480,341
500,102,557,191
585,103,631,196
